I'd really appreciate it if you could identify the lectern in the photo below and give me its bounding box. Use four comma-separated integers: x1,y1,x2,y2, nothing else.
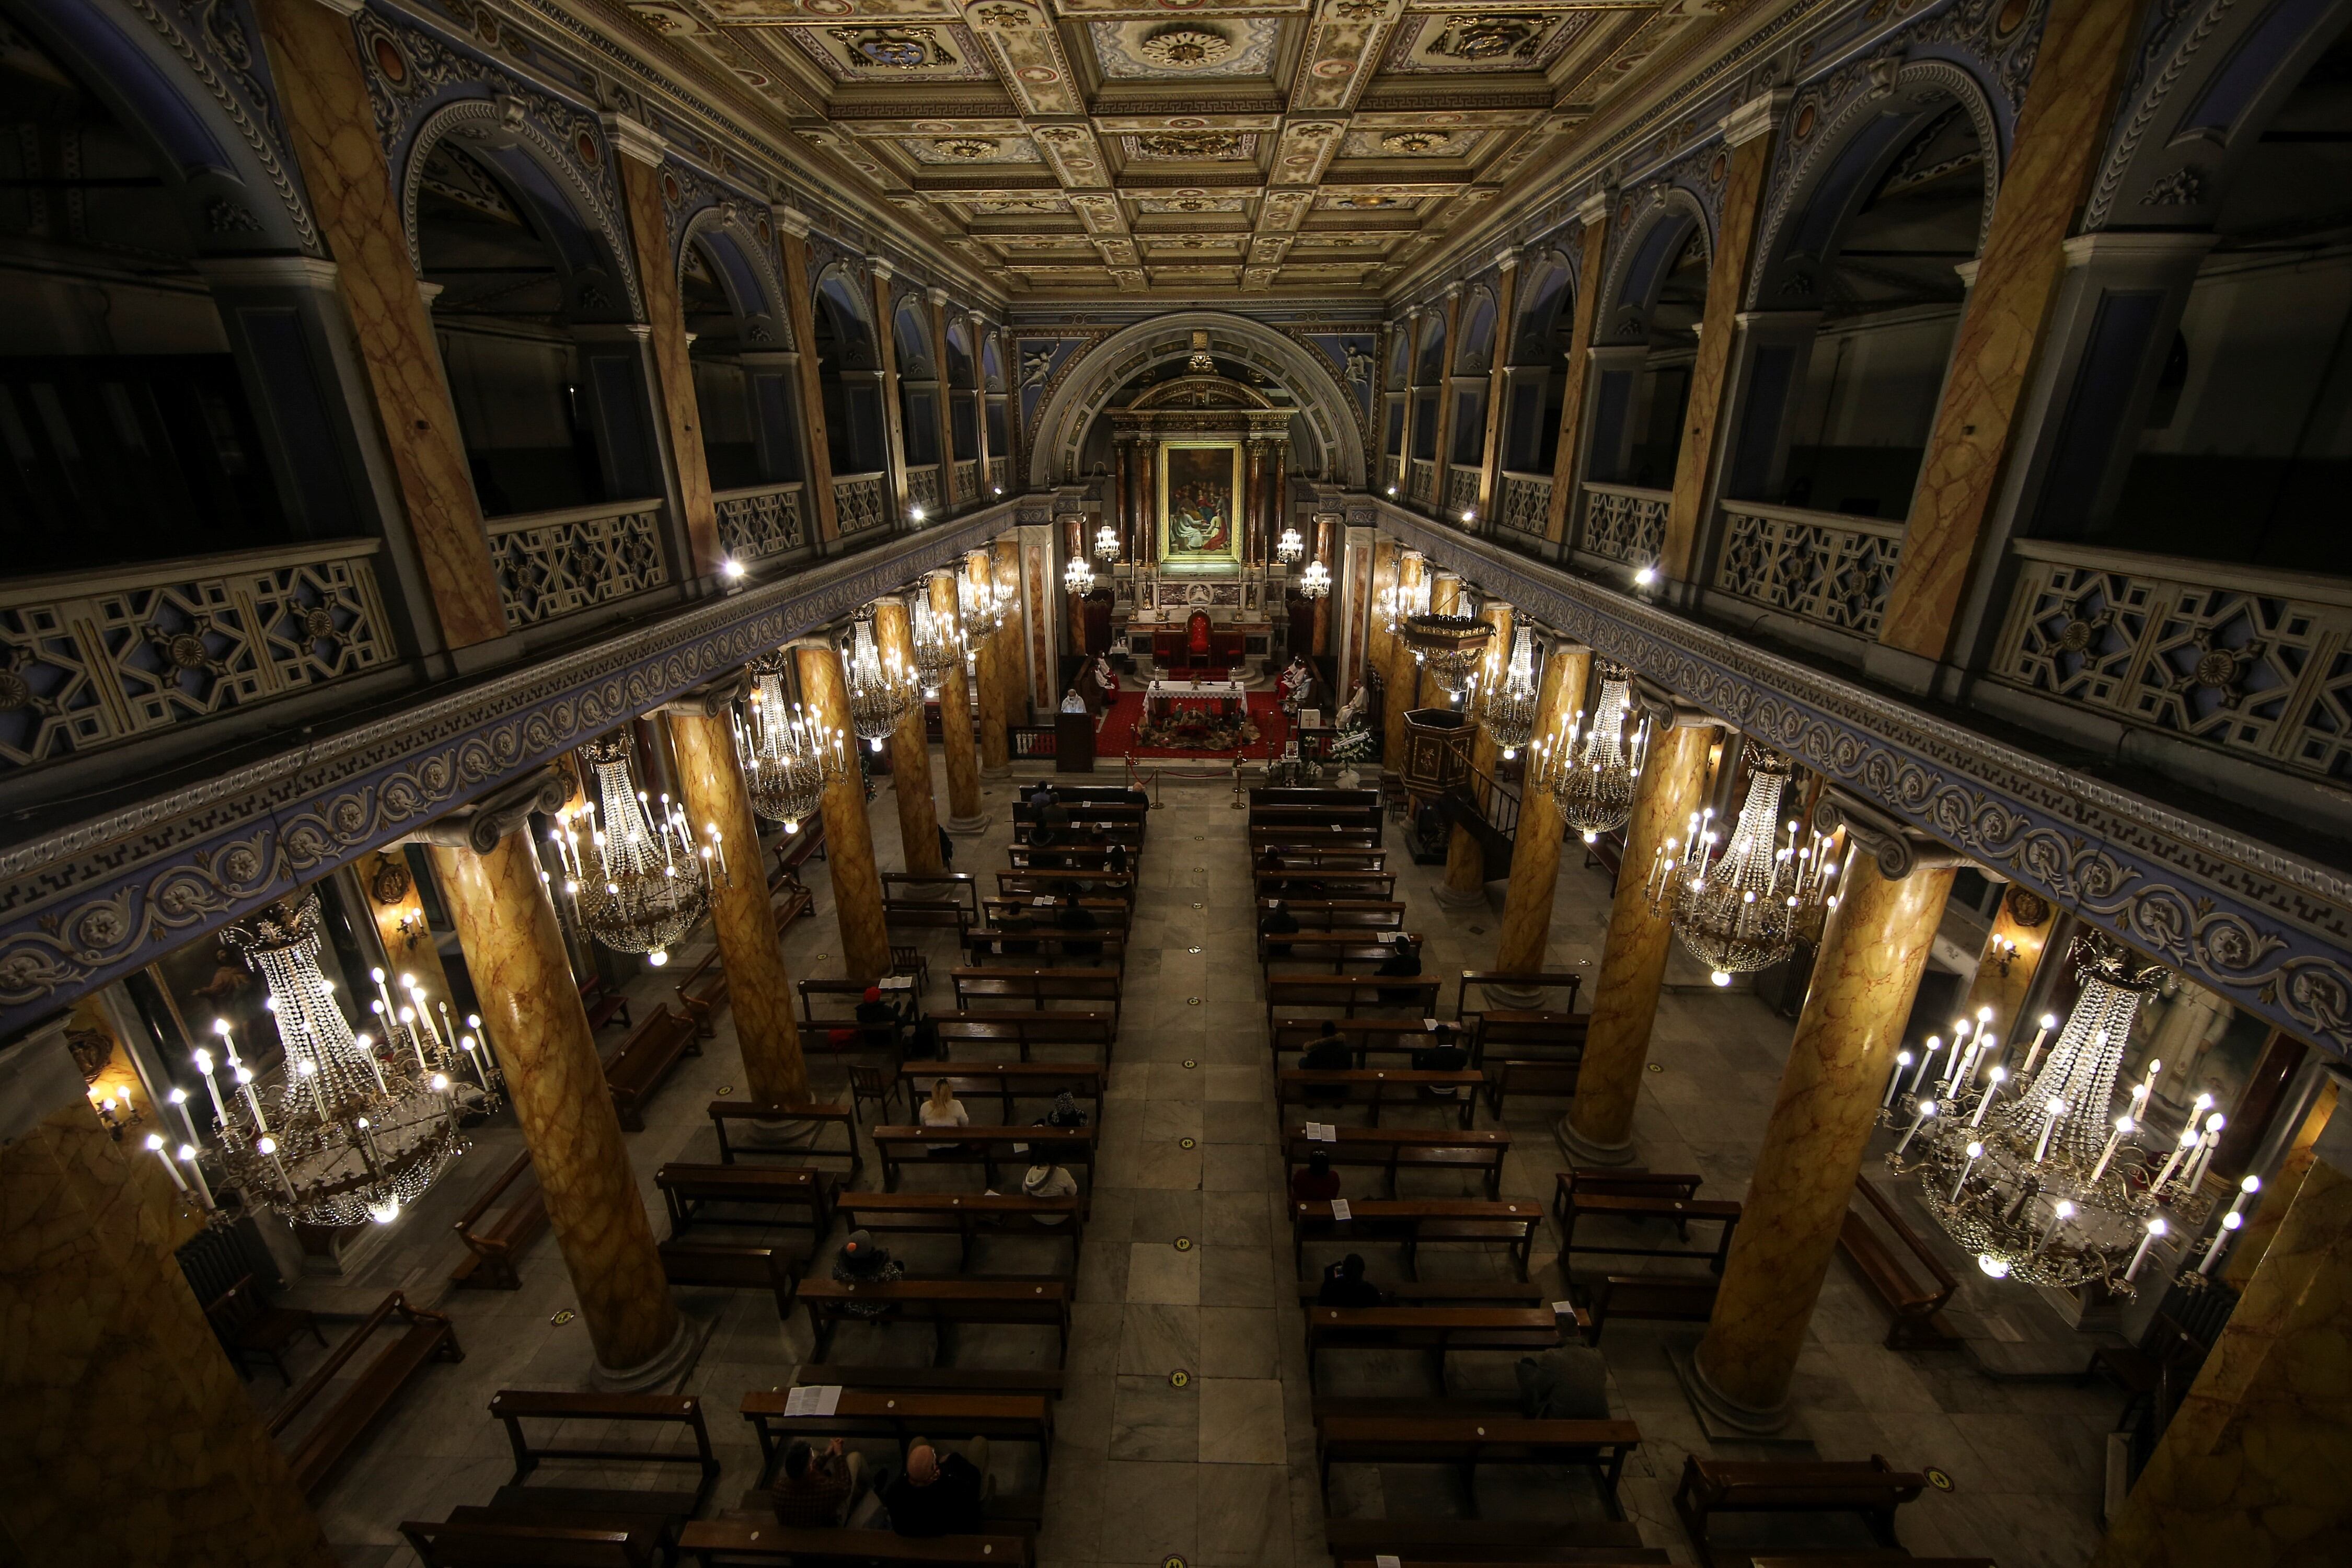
1055,711,1096,773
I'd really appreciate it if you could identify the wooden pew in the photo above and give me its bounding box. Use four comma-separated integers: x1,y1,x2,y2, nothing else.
1472,1011,1590,1116
741,1387,1054,1483
1013,818,1145,850
1254,869,1398,901
658,1239,803,1319
835,1190,1086,1270
678,1516,1032,1566
929,1010,1117,1065
1250,824,1380,851
1453,969,1586,1019
1260,930,1425,973
791,1363,1065,1398
707,1098,862,1178
672,948,730,1040
449,1151,548,1290
1250,845,1388,872
602,1005,701,1132
891,1061,1106,1126
1007,838,1133,871
1277,1068,1483,1129
1295,1279,1554,1309
1557,1182,1742,1273
1256,898,1407,932
579,973,633,1033
981,895,1131,932
655,1162,832,1236
1671,1454,1927,1568
1551,1169,1704,1216
401,1517,658,1567
1324,1518,1666,1566
1577,1274,1720,1345
1304,1305,1564,1392
768,826,821,934
1249,785,1381,810
1272,1018,1445,1065
882,871,981,924
995,869,1134,904
798,976,917,1056
490,1388,720,1514
797,1276,1071,1362
1283,1125,1510,1196
1250,803,1385,837
1013,800,1147,838
872,1124,1096,1192
269,1291,463,1492
961,926,1128,973
1265,974,1442,1030
951,967,1121,1028
1839,1175,1961,1349
1291,1198,1542,1279
1317,1413,1643,1517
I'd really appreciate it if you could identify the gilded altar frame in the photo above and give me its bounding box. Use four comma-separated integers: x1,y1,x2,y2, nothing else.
1155,439,1244,570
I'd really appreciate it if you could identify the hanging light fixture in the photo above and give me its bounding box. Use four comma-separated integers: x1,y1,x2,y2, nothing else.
1893,935,2221,1292
1381,554,1429,635
960,563,1004,641
190,894,497,1228
1532,661,1652,844
1645,746,1840,985
1063,550,1094,595
1479,626,1540,758
1093,522,1122,564
1298,558,1332,599
547,734,724,965
843,613,920,751
1275,525,1305,564
1398,611,1492,701
734,658,849,834
910,592,965,697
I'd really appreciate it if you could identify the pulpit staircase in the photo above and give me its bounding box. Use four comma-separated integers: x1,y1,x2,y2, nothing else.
1435,768,1520,880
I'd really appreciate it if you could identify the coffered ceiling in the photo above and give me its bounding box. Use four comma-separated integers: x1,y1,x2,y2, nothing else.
618,0,1725,296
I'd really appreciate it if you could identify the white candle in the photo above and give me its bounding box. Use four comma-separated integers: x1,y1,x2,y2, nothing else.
1952,1141,1983,1203
1909,1037,1944,1096
2020,1015,2055,1081
234,1065,268,1134
2182,1114,2226,1192
1882,1050,1914,1110
257,1135,295,1201
1894,1100,1938,1157
2124,1217,2169,1283
2088,1115,2133,1186
2199,1209,2244,1275
1970,1066,2008,1127
460,1035,490,1091
144,1133,189,1194
398,1006,431,1073
192,1052,226,1129
166,1086,200,1147
2035,1200,2076,1255
2150,1125,2199,1193
2226,1174,2261,1220
2032,1097,2067,1163
178,1145,214,1209
466,1013,495,1074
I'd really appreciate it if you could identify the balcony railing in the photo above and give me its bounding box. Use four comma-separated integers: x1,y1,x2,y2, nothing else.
907,464,943,518
487,499,668,630
1409,459,1436,506
1712,501,1905,638
0,538,393,771
952,459,978,506
1988,540,2352,781
1580,483,1670,568
833,471,888,535
1446,464,1480,521
1498,472,1552,539
712,481,808,565
986,456,1009,495
1385,454,1404,495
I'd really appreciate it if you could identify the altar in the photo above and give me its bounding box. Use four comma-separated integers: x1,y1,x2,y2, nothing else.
1144,677,1246,725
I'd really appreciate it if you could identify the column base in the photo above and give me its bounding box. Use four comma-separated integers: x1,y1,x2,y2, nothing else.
591,1316,701,1393
947,814,991,835
1433,882,1490,913
1556,1110,1638,1166
1484,986,1547,1011
1670,1338,1807,1440
727,1113,835,1152
981,764,1012,780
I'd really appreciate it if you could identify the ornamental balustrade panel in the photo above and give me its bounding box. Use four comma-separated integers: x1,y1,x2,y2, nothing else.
0,540,393,771
1499,472,1551,539
907,465,943,518
1989,541,2352,781
712,482,807,564
952,460,978,505
1446,465,1480,520
1711,501,1905,638
1385,454,1404,494
1409,459,1436,506
487,500,668,630
1579,483,1670,567
834,471,888,535
987,456,1009,495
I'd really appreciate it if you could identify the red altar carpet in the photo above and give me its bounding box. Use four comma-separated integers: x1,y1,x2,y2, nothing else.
1094,690,1291,758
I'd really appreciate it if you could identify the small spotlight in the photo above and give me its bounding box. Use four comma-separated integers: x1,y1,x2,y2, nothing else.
721,558,747,581
1634,565,1657,587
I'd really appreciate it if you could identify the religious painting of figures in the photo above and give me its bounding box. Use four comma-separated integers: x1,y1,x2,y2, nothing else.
1157,441,1241,567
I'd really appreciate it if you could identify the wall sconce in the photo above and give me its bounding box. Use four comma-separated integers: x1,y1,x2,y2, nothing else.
394,910,429,951
89,1081,143,1142
1992,938,2020,978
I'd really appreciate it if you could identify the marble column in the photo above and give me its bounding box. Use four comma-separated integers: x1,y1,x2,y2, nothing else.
0,1053,338,1568
796,639,892,982
1247,443,1267,567
666,706,810,1103
1135,444,1156,567
1663,102,1778,585
928,288,958,511
1878,0,2149,661
1438,598,1513,910
1418,573,1462,710
773,209,840,545
1690,847,1956,1429
430,831,685,1382
1475,250,1521,521
994,538,1032,726
613,133,723,577
252,0,504,650
2093,1071,2352,1564
1430,285,1465,504
1958,884,2056,1041
871,598,944,875
969,549,1011,777
871,261,910,520
1312,515,1334,655
1494,643,1590,978
1114,443,1131,556
931,571,987,832
1562,718,1718,1162
1547,203,1612,546
1381,552,1426,769
1271,445,1287,562
2226,1079,2339,1290
1365,540,1400,688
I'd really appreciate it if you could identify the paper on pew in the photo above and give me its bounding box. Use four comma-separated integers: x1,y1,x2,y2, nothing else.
783,1385,842,1417
1377,1557,1402,1568
1329,1198,1352,1222
1305,1123,1336,1142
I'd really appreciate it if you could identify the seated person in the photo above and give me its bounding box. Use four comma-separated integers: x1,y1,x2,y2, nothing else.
1411,1022,1469,1098
1278,655,1314,714
1289,1148,1343,1204
1259,898,1300,957
1059,686,1088,714
1374,932,1424,1004
936,824,955,869
993,903,1041,955
1256,846,1288,894
773,1436,864,1528
832,1230,903,1313
1052,889,1101,960
1300,1020,1353,1073
855,984,902,1052
1025,782,1055,815
1042,1089,1088,1128
1317,1252,1386,1309
1104,841,1130,877
1021,1160,1079,1218
1039,800,1070,837
920,1079,971,1152
882,1441,987,1538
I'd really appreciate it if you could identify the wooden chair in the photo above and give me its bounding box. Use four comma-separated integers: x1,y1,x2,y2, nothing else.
849,1062,895,1123
450,1152,549,1290
203,1273,325,1385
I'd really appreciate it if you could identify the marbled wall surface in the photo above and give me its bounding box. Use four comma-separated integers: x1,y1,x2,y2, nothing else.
931,572,986,827
1546,220,1610,545
1440,601,1512,903
2228,1081,2339,1292
873,598,946,877
1495,645,1590,974
969,550,1011,775
1381,554,1426,765
1665,134,1772,585
776,229,840,544
794,643,892,983
618,156,722,579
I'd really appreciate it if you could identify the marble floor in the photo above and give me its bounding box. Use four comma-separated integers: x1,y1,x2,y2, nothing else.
264,756,2120,1567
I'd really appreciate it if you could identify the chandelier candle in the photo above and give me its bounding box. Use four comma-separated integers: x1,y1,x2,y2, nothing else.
1882,1050,1914,1110
1908,1036,1944,1097
1651,748,1839,983
1970,1066,2008,1126
1536,661,1650,841
1895,1100,1938,1156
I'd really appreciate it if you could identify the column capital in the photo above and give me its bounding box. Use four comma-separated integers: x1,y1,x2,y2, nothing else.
601,112,668,167
1405,303,1423,320
868,256,897,282
1574,187,1617,226
927,284,951,307
657,671,752,718
2060,230,2222,269
1493,246,1521,272
770,203,813,239
409,765,573,854
1721,88,1791,148
1816,789,1976,879
1443,280,1464,301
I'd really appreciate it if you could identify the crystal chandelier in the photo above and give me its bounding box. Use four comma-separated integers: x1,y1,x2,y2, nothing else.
1093,522,1121,564
734,660,849,834
1275,525,1305,564
1298,558,1331,599
1381,556,1429,635
1534,661,1652,844
1645,747,1839,985
1399,612,1492,701
909,593,965,697
1063,551,1094,595
1479,626,1540,758
843,614,920,751
1892,936,2220,1292
548,734,724,965
191,894,497,1227
959,564,1004,641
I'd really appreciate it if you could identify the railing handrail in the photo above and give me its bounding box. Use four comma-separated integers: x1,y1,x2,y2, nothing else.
483,497,664,538
0,536,384,610
833,470,886,486
1499,470,1552,484
2008,536,2352,609
1719,498,1907,541
1583,480,1673,503
712,479,805,503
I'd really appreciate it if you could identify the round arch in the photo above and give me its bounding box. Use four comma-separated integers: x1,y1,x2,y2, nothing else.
1507,247,1577,366
678,205,789,349
1597,186,1713,347
1455,286,1499,375
1028,312,1368,489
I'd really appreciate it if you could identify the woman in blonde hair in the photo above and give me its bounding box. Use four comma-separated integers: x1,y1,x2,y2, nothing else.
920,1077,970,1154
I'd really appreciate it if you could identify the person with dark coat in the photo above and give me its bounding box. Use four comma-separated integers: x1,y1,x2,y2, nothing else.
1411,1022,1469,1099
855,984,902,1052
1300,1020,1353,1073
1374,932,1424,1005
937,825,955,868
832,1229,903,1316
1289,1149,1342,1204
1052,889,1101,960
1317,1252,1386,1309
1104,842,1130,877
1259,897,1300,958
881,1443,986,1537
